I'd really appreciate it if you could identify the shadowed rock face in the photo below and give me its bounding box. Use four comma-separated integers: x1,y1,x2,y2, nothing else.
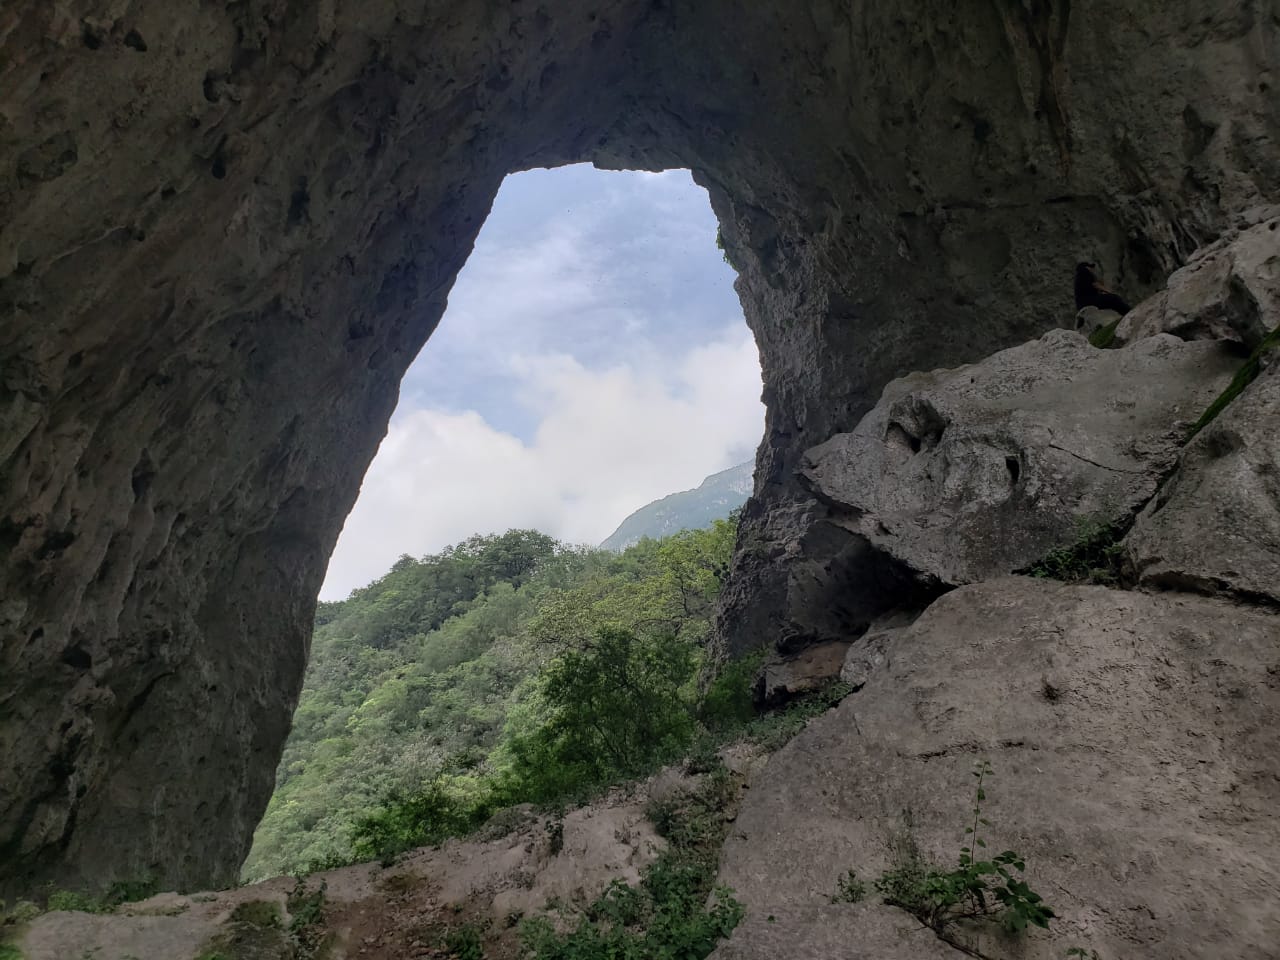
1,2,1276,894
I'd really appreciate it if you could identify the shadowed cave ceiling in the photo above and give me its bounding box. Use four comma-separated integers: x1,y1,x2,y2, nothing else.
0,0,1275,894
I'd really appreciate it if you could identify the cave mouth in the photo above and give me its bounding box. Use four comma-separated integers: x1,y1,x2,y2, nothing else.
241,163,764,880
320,163,765,601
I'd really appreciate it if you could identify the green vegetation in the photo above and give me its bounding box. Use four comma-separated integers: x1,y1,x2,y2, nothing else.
830,870,867,904
443,923,485,959
873,762,1055,937
520,766,744,959
1024,518,1126,585
35,876,160,916
246,522,746,879
1189,323,1280,438
1087,318,1121,349
0,902,39,926
715,226,736,269
0,947,22,960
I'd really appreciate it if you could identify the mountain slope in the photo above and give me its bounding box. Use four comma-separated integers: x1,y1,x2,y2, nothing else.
602,461,753,551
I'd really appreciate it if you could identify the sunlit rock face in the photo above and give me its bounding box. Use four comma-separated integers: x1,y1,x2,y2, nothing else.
1,1,1275,894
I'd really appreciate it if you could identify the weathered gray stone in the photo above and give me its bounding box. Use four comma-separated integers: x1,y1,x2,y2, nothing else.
759,640,851,706
2,0,1278,893
1125,363,1280,604
715,578,1280,960
1117,209,1280,348
800,330,1237,592
710,903,959,960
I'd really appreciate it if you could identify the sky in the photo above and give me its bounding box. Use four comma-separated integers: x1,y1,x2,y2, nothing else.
320,165,765,599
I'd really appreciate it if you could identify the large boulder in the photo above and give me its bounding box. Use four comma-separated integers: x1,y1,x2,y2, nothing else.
1125,361,1280,604
1116,207,1280,349
799,330,1238,597
3,0,1279,893
713,577,1280,960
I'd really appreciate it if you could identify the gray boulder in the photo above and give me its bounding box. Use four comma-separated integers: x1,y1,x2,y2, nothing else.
713,577,1280,960
800,329,1238,592
1117,208,1280,349
1125,362,1280,604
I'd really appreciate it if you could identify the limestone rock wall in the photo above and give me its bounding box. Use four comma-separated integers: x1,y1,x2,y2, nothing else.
1,1,1276,893
712,579,1280,960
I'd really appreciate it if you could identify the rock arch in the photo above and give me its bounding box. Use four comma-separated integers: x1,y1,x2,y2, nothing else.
1,1,1275,894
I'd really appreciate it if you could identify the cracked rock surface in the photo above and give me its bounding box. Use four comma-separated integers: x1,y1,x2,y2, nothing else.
795,329,1237,621
713,578,1280,960
1,0,1278,892
1125,360,1280,605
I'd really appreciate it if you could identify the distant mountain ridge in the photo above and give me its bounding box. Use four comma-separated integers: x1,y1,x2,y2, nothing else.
601,461,753,551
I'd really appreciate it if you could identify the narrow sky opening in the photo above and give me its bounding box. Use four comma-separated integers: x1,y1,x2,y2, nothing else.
320,165,764,599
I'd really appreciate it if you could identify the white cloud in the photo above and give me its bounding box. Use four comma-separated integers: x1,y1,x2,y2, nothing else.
320,326,763,599
320,167,762,599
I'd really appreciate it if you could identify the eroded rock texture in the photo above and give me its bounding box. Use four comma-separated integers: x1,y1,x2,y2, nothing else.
1,1,1277,893
713,578,1280,960
796,329,1236,634
1125,360,1280,604
1116,206,1280,348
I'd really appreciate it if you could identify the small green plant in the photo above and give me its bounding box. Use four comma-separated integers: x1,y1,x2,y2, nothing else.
740,681,853,751
1189,323,1280,437
443,922,485,960
1088,318,1121,348
287,879,325,931
1024,518,1126,585
875,762,1055,937
830,869,867,904
521,765,743,959
45,891,110,914
0,944,23,960
0,901,40,926
715,226,737,269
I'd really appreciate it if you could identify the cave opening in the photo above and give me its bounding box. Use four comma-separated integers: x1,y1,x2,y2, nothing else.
240,163,765,880
321,162,764,599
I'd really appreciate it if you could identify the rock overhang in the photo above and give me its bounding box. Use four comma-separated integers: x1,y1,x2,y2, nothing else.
1,0,1277,895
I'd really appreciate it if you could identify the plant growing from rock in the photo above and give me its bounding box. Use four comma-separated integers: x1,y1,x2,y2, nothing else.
830,869,867,904
1024,518,1126,585
875,761,1055,938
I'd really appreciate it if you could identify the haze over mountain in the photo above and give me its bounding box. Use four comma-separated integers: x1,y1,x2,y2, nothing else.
602,461,753,551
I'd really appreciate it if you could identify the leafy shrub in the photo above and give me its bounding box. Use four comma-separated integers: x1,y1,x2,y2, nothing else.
874,762,1055,936
1023,518,1126,585
521,767,743,959
45,890,110,914
351,779,495,864
699,652,765,730
443,923,485,960
739,681,853,751
507,628,696,793
830,870,867,904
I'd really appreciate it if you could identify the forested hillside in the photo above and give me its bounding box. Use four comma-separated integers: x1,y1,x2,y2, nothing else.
243,521,745,880
601,461,753,551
